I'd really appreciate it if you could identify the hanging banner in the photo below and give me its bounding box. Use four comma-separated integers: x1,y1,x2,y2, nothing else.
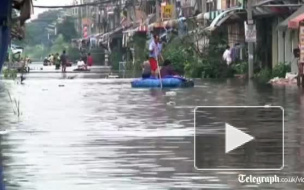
299,26,304,63
83,26,88,38
244,21,256,43
161,4,173,20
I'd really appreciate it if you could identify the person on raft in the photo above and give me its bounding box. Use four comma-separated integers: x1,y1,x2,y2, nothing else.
142,56,151,78
148,34,163,77
160,59,179,78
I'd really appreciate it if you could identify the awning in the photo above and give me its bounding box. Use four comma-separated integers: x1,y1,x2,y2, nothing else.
288,13,304,29
277,5,304,31
205,7,244,32
254,0,276,7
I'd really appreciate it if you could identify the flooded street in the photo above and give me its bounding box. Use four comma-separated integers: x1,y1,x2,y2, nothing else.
1,76,304,189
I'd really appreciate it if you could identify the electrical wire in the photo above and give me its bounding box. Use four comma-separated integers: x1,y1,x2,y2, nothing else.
33,0,118,9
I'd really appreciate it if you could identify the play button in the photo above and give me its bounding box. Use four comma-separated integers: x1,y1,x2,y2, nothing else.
225,123,255,153
194,106,284,170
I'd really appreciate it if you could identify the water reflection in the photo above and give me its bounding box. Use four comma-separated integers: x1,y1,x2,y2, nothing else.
0,78,304,189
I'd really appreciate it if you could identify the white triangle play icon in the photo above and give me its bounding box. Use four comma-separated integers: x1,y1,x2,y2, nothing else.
225,123,254,153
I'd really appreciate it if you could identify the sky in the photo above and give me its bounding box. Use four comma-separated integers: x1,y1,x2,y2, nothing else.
31,0,73,20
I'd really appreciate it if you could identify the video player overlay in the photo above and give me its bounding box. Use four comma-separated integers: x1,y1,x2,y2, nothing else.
194,106,284,170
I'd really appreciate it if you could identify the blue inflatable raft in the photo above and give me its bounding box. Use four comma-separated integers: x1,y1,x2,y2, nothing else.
131,76,194,88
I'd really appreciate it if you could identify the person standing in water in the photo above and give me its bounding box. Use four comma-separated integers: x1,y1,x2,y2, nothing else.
87,53,93,67
148,34,163,77
54,53,60,70
60,50,67,73
222,45,232,66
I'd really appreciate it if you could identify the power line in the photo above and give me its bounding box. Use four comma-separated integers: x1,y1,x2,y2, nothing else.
33,1,119,9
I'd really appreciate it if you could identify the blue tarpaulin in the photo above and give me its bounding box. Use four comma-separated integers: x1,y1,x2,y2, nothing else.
0,0,11,72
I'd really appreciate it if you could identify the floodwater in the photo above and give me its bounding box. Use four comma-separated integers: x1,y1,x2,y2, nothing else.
0,76,304,190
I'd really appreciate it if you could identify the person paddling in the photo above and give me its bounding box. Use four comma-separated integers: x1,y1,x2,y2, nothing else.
148,34,163,77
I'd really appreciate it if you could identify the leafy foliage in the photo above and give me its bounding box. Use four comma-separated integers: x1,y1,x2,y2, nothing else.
254,62,291,83
162,34,229,78
110,47,122,70
2,69,17,79
272,62,291,78
254,68,272,83
24,44,48,60
50,34,69,54
231,61,248,74
18,10,63,47
17,10,78,61
56,16,78,42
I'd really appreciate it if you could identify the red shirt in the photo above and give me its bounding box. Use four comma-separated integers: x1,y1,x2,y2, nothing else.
87,56,93,66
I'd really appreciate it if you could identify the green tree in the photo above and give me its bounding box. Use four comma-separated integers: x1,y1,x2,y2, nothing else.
17,10,63,47
50,34,69,53
56,16,77,42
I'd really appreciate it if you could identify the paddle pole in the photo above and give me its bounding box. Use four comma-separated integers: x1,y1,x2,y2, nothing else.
156,57,162,89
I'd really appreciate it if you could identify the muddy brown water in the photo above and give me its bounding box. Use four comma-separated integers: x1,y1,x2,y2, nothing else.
0,77,304,190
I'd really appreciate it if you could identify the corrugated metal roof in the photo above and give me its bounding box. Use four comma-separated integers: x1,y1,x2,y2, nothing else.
277,5,304,31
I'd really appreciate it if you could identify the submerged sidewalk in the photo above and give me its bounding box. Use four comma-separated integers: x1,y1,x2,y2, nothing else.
29,65,112,73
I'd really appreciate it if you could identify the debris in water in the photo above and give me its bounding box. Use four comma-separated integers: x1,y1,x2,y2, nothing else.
166,101,176,106
67,75,76,79
269,73,297,86
59,85,65,87
165,91,177,96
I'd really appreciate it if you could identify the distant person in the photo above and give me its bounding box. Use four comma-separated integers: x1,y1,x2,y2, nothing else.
54,53,60,70
142,56,151,78
87,53,93,67
50,54,54,65
47,54,52,66
231,43,240,63
60,50,67,73
222,45,232,66
160,59,178,78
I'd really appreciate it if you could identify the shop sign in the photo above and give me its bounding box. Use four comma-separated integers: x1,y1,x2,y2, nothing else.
244,22,256,43
161,4,173,20
299,26,304,63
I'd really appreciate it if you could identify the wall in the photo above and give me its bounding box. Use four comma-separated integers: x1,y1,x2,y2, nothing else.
272,17,298,73
227,22,244,47
271,18,278,68
290,30,299,74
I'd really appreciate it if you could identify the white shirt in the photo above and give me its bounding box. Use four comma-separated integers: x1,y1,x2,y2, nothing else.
149,40,160,58
223,49,232,65
77,60,85,66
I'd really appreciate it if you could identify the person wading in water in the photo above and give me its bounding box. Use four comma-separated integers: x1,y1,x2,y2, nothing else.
60,50,67,73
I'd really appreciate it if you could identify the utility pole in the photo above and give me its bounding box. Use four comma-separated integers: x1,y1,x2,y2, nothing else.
247,0,254,79
156,0,160,23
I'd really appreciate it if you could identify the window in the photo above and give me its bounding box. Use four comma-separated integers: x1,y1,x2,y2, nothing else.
206,0,216,12
227,0,230,8
227,0,238,8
